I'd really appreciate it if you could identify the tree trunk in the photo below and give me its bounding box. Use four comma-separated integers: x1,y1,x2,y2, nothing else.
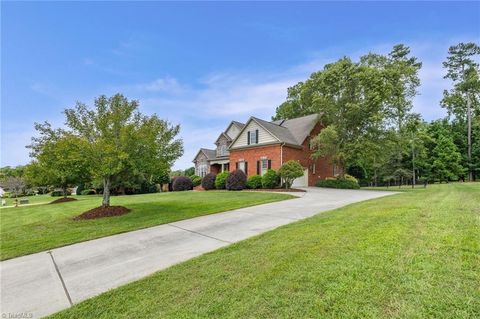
102,176,111,207
467,93,472,182
63,186,68,198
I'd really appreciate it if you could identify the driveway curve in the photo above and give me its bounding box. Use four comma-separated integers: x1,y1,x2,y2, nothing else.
0,188,396,318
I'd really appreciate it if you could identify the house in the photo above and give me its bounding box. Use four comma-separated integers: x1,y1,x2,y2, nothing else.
192,114,336,187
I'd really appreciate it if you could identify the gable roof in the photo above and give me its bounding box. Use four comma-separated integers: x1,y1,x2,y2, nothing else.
271,113,320,145
193,148,217,162
215,131,232,143
230,113,320,149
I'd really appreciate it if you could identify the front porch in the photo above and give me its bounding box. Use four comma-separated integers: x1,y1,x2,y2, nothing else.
209,159,230,174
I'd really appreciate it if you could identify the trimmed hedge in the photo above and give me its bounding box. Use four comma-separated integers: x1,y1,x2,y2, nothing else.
51,190,71,197
201,173,217,190
191,175,202,187
81,189,96,195
215,171,229,189
246,175,262,189
226,170,247,191
172,176,193,191
262,169,280,189
316,178,360,189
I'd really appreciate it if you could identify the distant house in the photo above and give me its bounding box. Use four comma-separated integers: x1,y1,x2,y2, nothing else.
0,187,5,197
193,114,336,187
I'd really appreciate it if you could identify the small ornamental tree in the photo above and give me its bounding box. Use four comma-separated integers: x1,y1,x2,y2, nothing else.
247,175,262,189
215,171,229,189
172,176,193,191
261,169,280,189
278,160,304,188
226,170,247,190
201,173,216,190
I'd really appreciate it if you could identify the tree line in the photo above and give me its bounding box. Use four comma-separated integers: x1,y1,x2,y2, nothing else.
274,43,479,186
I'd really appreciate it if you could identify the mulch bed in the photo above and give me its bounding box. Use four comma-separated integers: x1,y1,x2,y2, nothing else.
73,206,131,220
50,197,78,204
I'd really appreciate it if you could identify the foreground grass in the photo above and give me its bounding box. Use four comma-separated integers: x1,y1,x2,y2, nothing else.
0,192,293,260
51,183,479,319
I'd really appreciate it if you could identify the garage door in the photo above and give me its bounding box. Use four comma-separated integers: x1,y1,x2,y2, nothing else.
292,168,308,187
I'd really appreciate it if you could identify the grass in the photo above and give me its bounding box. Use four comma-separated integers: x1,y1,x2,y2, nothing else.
1,194,54,207
0,191,293,260
50,183,479,319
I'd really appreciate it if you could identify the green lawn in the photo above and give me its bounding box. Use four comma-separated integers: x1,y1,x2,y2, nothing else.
50,183,479,319
0,191,293,260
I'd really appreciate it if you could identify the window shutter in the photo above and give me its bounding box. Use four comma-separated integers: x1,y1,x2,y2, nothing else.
257,161,260,175
247,131,250,145
236,162,239,170
268,160,272,169
245,162,248,175
255,129,259,143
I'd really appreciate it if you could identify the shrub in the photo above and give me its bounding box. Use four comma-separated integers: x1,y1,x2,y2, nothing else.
50,190,71,197
278,160,304,188
81,189,96,195
247,175,263,189
76,184,85,195
201,173,217,190
191,175,202,187
226,170,247,190
342,174,358,183
316,176,360,189
215,171,229,189
172,176,193,191
261,169,280,189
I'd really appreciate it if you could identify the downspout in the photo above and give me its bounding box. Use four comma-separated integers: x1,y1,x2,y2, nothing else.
280,142,285,166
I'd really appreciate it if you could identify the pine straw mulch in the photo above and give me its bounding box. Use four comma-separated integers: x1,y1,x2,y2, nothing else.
50,197,78,204
73,206,131,220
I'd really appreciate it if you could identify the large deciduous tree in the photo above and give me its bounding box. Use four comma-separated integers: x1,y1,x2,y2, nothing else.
29,134,91,197
31,94,183,208
441,42,480,181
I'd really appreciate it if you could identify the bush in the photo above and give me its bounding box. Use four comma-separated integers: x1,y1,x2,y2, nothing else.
215,171,229,189
226,170,247,190
191,175,202,187
81,189,96,195
50,190,71,197
278,160,304,188
76,184,85,195
342,174,358,183
261,169,280,189
247,175,263,189
172,176,193,191
316,176,360,189
201,173,216,190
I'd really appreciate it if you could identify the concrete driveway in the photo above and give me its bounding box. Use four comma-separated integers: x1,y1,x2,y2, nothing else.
0,188,395,318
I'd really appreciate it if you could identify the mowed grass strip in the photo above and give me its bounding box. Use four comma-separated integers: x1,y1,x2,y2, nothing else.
50,183,479,319
0,191,293,260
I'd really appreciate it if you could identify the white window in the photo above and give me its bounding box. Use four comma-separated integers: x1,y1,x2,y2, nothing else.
261,159,268,176
239,161,246,173
249,130,257,144
220,144,227,156
198,164,208,177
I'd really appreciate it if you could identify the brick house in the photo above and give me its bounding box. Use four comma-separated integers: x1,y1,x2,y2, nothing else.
193,114,336,187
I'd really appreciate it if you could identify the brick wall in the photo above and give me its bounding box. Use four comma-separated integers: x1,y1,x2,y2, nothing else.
229,144,282,176
228,122,334,186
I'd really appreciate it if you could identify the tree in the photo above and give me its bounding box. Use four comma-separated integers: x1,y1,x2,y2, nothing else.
0,176,26,199
441,42,480,181
30,135,91,197
278,160,304,188
184,167,195,177
32,94,183,208
430,135,464,182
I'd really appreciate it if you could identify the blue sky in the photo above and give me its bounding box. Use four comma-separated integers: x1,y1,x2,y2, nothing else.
1,1,479,169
